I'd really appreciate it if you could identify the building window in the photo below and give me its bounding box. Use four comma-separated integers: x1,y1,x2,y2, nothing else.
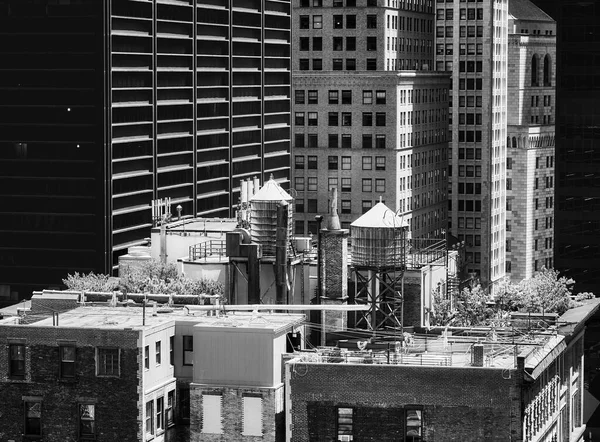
375,156,386,170
362,134,373,149
307,199,318,212
375,112,386,126
308,177,318,191
144,345,150,369
342,113,352,126
157,396,165,432
366,37,377,51
375,90,386,104
97,348,119,377
24,400,42,437
299,59,309,70
342,156,351,170
295,156,305,170
299,37,309,51
405,408,423,441
346,37,356,51
341,134,352,148
341,178,351,192
308,112,318,125
362,113,373,126
295,112,305,126
363,90,373,104
362,157,372,170
295,90,305,104
341,200,351,214
313,15,322,29
367,14,377,28
366,58,377,70
337,407,354,441
60,345,76,378
333,36,343,51
362,200,372,214
242,396,263,436
79,404,95,439
183,335,193,366
346,14,356,28
328,156,339,170
333,59,343,70
341,90,352,104
531,54,539,86
329,90,339,104
9,344,25,378
362,178,373,192
346,59,356,70
296,200,305,213
313,37,322,51
328,177,338,191
376,179,385,193
329,112,339,126
308,156,318,169
312,59,322,70
543,54,551,86
167,391,175,427
146,400,154,436
156,341,161,366
307,90,318,104
375,134,386,149
300,15,309,29
169,336,174,366
308,134,318,148
328,134,339,148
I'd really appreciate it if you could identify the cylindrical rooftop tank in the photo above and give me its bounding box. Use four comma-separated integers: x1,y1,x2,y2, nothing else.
249,178,294,256
350,202,407,268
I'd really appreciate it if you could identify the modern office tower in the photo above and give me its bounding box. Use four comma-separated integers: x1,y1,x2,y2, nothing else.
0,0,292,302
528,0,600,294
292,0,450,239
505,0,555,282
434,0,508,290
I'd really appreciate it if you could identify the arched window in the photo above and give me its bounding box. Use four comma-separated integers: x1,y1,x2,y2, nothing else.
531,54,539,86
543,54,551,86
512,137,517,148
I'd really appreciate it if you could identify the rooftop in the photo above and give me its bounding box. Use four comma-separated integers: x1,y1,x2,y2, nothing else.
6,305,305,334
508,0,554,22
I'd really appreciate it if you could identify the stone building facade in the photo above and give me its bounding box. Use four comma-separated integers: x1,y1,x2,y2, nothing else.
505,0,556,281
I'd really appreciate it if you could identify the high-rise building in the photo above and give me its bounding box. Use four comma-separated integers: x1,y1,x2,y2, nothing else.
528,0,600,294
435,0,508,290
292,0,450,240
0,0,292,302
505,0,556,282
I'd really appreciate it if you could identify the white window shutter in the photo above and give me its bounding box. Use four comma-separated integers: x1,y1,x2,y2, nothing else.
202,394,223,434
242,396,263,436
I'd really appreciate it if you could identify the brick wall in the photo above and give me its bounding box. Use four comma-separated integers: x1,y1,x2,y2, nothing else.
287,362,523,442
0,326,142,442
190,384,284,442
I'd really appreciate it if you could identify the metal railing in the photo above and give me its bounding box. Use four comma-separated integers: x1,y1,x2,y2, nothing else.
189,240,226,261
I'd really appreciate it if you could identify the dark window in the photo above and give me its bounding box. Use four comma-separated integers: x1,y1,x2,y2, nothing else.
97,348,119,376
170,336,174,365
167,391,175,427
367,15,377,28
308,112,318,125
333,15,343,28
367,37,377,51
156,341,161,366
346,37,356,51
341,200,351,214
543,54,551,86
341,134,352,148
342,113,352,126
299,59,309,70
183,335,193,365
313,37,322,51
366,58,377,70
341,90,352,104
300,16,309,29
362,113,373,126
9,344,25,378
24,401,42,436
375,134,386,149
295,90,305,104
79,404,96,439
375,90,386,104
346,15,356,28
308,156,318,169
362,134,373,149
346,59,356,70
333,37,343,51
299,37,309,51
329,90,339,104
295,112,305,126
307,199,318,212
308,134,318,148
328,134,339,148
333,59,343,70
375,112,386,126
531,54,539,86
328,156,339,170
329,112,339,126
144,345,150,369
312,59,322,70
60,345,76,378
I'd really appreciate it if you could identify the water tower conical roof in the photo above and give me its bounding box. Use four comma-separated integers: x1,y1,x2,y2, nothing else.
350,202,408,229
250,178,293,202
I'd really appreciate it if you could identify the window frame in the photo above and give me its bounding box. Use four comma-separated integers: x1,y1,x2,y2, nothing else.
79,403,96,440
9,343,26,379
183,335,193,366
96,347,120,377
59,345,76,379
24,399,42,437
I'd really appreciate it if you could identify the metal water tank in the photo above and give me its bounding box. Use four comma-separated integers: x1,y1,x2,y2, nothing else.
350,202,407,268
249,178,294,256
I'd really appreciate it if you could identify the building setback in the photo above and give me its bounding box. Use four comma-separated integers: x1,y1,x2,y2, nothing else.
0,0,292,303
505,0,556,282
291,0,450,239
435,0,508,290
528,0,600,294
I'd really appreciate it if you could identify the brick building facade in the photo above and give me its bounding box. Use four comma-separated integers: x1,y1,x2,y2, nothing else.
505,0,556,281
